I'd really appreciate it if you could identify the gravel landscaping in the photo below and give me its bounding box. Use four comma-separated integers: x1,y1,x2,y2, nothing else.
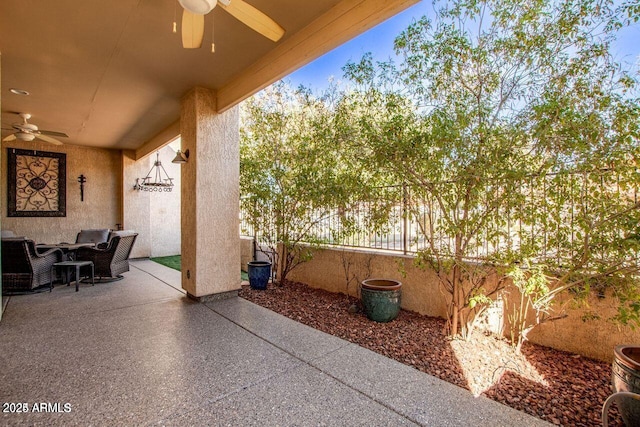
239,280,624,427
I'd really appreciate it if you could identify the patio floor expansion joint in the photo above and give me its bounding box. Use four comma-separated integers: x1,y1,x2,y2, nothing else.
152,363,306,425
205,301,423,426
131,264,185,294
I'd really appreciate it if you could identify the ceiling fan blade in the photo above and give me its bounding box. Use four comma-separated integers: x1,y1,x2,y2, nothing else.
36,134,63,145
182,9,205,48
2,134,17,142
39,129,69,138
219,0,285,42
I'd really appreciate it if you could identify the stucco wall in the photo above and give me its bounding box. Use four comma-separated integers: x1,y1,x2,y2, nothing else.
123,153,151,258
240,236,253,271
180,89,240,297
287,246,448,318
121,144,181,258
2,139,180,259
527,290,639,362
287,245,640,362
2,141,121,244
149,145,181,257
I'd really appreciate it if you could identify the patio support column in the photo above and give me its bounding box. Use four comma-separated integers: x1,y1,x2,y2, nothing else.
180,87,240,300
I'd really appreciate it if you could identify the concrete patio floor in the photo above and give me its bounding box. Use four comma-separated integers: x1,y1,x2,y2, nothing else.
0,260,551,426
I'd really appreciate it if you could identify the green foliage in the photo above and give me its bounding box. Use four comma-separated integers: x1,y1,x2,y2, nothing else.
506,262,554,352
612,280,640,328
339,0,640,337
468,290,492,309
396,258,408,279
507,264,550,305
240,0,640,339
240,81,387,282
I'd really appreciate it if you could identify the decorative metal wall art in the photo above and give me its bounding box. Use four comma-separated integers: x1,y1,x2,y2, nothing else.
78,174,86,201
7,149,66,217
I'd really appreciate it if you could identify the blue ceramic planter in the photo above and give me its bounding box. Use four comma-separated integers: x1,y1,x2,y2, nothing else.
248,261,271,290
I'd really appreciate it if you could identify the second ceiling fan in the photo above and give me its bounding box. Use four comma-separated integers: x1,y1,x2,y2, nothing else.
179,0,285,49
2,113,67,145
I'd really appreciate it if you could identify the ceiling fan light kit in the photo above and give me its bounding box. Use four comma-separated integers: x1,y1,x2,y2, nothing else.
179,0,217,15
16,132,36,142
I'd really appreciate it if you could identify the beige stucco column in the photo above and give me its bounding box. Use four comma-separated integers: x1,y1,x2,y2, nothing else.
180,87,240,300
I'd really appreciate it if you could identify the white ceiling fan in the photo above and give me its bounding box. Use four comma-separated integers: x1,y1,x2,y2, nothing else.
2,113,68,145
179,0,285,49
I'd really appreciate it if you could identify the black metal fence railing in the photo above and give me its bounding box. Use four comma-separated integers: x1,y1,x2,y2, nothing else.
240,168,640,264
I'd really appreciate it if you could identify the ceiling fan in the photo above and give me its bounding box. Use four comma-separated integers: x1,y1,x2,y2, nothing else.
2,113,68,145
179,0,285,49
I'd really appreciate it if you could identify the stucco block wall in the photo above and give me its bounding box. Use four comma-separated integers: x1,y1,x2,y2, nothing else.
286,246,448,318
287,245,640,362
2,142,121,244
240,236,253,271
527,291,639,362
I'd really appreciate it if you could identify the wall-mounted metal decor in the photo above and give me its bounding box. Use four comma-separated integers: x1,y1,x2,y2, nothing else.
7,148,66,217
78,174,86,201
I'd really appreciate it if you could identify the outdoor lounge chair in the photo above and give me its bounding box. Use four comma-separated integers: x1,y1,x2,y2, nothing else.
1,238,63,293
75,231,138,282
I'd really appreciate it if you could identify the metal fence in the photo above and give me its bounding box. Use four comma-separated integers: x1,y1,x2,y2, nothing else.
240,169,640,263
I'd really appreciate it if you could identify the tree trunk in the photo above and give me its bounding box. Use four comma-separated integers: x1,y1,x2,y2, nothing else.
450,233,464,337
451,264,461,336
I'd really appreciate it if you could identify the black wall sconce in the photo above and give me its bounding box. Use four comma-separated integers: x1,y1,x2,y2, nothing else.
172,149,190,164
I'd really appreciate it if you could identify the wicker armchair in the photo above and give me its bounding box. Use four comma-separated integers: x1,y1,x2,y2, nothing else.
1,238,63,293
75,232,137,281
75,229,110,245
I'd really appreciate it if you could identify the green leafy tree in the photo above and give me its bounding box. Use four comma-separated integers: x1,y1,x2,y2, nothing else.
341,0,640,339
240,81,381,283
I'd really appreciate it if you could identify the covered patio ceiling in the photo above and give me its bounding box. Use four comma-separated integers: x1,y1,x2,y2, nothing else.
0,0,418,154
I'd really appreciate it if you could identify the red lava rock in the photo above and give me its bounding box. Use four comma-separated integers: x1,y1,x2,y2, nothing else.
239,281,624,427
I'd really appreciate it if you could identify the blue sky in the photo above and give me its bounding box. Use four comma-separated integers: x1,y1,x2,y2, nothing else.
288,1,640,91
288,2,435,90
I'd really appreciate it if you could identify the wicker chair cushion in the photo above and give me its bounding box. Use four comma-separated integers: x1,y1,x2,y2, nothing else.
108,230,136,239
76,229,110,244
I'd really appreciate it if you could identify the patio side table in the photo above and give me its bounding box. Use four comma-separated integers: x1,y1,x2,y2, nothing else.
51,261,94,292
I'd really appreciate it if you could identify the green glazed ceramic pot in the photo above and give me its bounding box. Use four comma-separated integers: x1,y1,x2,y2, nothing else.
360,279,402,323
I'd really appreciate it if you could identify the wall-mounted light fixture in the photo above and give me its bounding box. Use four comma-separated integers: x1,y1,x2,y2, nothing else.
178,0,217,14
172,149,190,164
15,132,36,141
134,152,175,192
